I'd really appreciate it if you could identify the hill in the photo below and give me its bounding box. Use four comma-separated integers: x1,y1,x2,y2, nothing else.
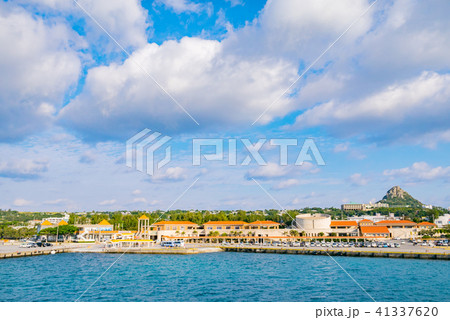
377,186,423,207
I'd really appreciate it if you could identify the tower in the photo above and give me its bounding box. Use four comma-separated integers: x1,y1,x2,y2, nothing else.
138,214,150,239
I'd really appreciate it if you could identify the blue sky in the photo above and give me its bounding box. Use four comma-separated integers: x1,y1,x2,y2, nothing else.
1,0,450,212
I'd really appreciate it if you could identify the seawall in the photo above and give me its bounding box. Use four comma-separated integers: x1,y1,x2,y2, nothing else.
221,246,450,260
0,248,69,259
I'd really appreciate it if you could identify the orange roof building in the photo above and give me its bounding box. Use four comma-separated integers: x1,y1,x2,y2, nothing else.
98,219,112,226
360,226,390,237
358,219,374,226
139,215,149,220
330,220,358,228
203,221,247,231
58,220,68,226
376,220,416,228
248,221,280,229
151,221,199,231
41,220,53,226
417,222,437,229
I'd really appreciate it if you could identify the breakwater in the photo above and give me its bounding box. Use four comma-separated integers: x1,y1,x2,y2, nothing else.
0,248,69,259
221,246,450,260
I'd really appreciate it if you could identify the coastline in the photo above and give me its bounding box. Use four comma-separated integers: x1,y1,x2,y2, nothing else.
1,243,449,260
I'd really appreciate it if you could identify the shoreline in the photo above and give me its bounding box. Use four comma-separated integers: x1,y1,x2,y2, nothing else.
1,244,449,260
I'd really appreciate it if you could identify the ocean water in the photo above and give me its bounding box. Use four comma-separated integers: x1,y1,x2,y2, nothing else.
0,252,448,302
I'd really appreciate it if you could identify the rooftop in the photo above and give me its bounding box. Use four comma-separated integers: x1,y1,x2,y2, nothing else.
360,226,390,234
376,220,416,226
330,220,358,227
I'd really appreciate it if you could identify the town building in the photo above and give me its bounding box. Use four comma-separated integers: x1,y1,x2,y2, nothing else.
360,226,390,237
434,214,450,227
375,220,417,238
295,214,332,236
330,220,359,236
341,202,389,211
416,222,437,230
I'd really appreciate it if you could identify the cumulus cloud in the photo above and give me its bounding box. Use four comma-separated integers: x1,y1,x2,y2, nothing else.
293,72,450,144
99,199,117,206
59,36,297,140
272,179,300,190
151,167,188,182
131,197,147,204
19,0,150,51
383,162,450,183
156,0,213,15
0,3,82,141
43,198,71,205
0,159,49,180
334,143,350,153
13,198,33,207
246,162,316,181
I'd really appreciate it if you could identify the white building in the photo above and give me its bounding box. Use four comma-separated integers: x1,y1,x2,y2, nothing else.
295,214,332,236
435,214,450,228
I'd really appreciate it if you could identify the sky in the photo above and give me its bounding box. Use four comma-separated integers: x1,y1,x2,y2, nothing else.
0,0,449,212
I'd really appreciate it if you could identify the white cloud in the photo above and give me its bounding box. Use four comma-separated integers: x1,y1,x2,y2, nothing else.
349,173,369,186
79,151,96,164
20,0,150,51
293,72,450,144
99,199,117,205
273,179,299,190
246,163,289,180
156,0,212,15
43,198,71,205
152,167,187,182
59,36,297,139
132,189,142,195
383,162,450,182
0,3,82,141
334,142,350,153
0,159,49,180
131,197,147,204
13,198,33,207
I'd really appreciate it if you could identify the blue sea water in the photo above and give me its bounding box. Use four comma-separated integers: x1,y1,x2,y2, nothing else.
0,252,448,302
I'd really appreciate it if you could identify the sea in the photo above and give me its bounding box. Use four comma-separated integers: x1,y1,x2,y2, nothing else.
0,252,448,302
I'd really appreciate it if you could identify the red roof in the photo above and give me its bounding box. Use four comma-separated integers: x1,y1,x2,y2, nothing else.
330,220,358,227
376,220,416,226
360,226,390,234
359,219,373,222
